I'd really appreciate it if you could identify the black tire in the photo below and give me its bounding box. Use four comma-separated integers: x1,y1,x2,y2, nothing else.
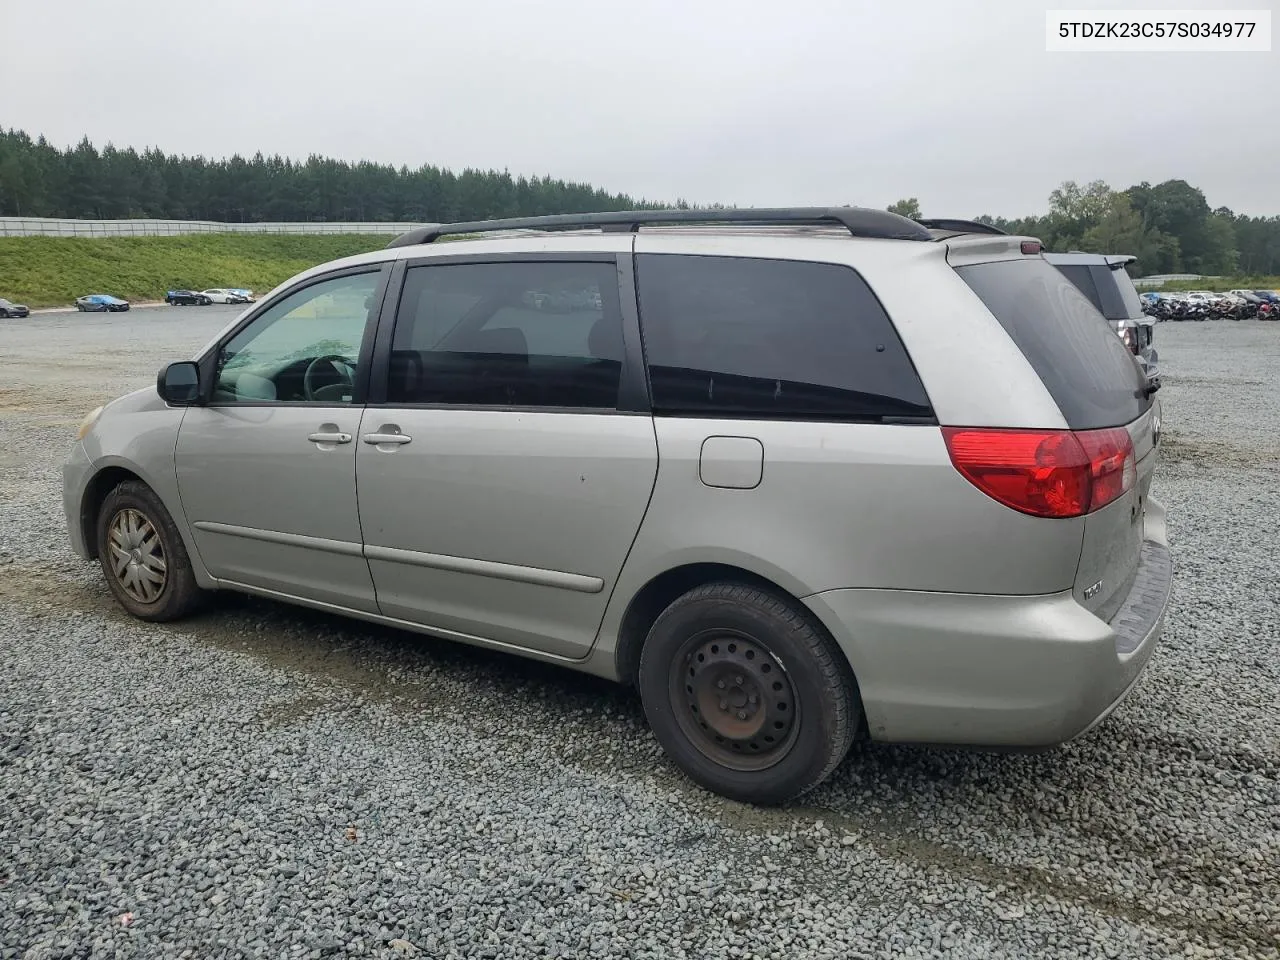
0,309,8,318
638,582,860,805
96,480,205,622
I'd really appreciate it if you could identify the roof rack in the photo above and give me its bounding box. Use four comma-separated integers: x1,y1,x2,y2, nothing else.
915,218,1008,236
385,207,934,248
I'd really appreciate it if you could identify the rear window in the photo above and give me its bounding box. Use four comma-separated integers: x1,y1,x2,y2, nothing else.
1054,265,1104,313
1052,262,1146,321
1105,264,1147,319
635,254,932,422
957,258,1148,430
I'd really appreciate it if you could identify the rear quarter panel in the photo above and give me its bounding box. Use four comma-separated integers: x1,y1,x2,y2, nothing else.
592,417,1088,676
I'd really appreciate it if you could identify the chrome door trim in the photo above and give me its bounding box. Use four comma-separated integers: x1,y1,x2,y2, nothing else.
191,521,364,558
363,543,605,594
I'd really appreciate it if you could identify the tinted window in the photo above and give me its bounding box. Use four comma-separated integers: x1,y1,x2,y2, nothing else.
213,271,378,404
1106,265,1147,319
1055,265,1104,313
957,258,1148,430
388,261,623,408
635,255,932,421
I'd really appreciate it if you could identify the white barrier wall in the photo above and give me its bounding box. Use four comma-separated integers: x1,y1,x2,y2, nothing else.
0,218,429,237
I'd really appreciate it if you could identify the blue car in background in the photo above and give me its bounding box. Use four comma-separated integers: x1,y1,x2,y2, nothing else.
75,294,131,312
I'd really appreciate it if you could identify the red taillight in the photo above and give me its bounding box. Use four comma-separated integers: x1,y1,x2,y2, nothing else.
942,427,1135,519
1020,240,1042,255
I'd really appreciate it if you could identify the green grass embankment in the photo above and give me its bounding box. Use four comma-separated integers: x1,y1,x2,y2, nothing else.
0,234,389,308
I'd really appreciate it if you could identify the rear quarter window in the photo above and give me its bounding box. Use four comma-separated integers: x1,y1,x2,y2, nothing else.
635,254,932,422
957,258,1149,430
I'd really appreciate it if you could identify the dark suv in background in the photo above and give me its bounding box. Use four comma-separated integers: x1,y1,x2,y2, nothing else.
1044,252,1158,381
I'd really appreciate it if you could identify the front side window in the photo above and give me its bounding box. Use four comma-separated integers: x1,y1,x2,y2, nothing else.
213,271,380,404
387,261,623,408
635,254,932,421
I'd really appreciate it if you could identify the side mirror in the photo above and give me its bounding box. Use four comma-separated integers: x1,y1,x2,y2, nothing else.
157,361,201,405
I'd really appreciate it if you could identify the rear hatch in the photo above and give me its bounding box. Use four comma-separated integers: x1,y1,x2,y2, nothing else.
955,256,1157,620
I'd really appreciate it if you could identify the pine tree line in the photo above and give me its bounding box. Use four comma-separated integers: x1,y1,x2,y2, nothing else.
0,129,666,223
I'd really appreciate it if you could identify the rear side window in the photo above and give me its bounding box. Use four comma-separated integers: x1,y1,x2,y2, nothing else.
957,258,1148,430
635,255,932,421
387,261,623,409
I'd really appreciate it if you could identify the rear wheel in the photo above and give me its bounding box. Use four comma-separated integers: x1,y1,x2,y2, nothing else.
638,582,859,805
96,481,205,621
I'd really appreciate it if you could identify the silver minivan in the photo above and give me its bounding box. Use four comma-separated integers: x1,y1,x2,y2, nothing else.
64,208,1171,804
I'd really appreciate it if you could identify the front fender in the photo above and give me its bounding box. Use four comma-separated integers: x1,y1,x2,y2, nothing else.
75,390,214,587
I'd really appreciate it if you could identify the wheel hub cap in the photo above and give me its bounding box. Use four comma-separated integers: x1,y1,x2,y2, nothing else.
107,508,167,604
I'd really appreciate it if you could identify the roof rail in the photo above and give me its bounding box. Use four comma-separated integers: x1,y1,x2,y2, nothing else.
915,218,1008,236
385,207,933,248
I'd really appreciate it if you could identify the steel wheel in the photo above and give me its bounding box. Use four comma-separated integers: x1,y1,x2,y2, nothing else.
670,628,800,772
106,507,168,603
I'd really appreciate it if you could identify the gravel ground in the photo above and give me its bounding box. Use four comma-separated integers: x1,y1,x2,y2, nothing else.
1,311,1278,960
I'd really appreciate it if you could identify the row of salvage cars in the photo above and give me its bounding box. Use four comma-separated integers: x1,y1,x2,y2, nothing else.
69,289,257,311
1140,289,1279,321
165,288,257,306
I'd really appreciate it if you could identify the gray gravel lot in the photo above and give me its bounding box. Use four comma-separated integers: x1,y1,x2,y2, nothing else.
1,310,1278,959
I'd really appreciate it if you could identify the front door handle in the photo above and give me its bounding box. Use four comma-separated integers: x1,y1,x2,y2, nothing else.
362,424,412,446
308,431,352,444
363,433,412,445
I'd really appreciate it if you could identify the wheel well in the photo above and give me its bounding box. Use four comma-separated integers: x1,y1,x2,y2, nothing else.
80,466,145,559
615,563,801,687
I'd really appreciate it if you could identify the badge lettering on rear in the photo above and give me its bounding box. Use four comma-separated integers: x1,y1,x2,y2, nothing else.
1083,579,1104,600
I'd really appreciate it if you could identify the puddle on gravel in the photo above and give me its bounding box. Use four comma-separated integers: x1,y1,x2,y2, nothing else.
1159,430,1280,468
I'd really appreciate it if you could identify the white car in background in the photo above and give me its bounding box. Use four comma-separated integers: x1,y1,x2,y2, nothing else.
200,289,253,305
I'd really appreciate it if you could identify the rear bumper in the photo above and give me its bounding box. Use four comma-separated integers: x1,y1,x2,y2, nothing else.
804,499,1172,747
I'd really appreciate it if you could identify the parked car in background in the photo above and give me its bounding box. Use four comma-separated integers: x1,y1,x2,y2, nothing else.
165,290,213,306
0,297,31,318
63,207,1170,805
226,288,256,302
75,294,130,312
1043,252,1159,381
200,289,252,304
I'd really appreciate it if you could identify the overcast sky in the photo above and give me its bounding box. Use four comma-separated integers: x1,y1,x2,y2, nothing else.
2,0,1276,217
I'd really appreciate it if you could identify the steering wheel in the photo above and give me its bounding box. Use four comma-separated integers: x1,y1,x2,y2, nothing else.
303,354,356,402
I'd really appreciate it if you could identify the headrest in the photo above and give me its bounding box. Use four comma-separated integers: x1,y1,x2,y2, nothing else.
587,317,624,361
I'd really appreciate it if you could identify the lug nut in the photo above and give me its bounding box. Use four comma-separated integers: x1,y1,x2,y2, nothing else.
735,676,744,685
737,711,747,720
716,680,726,690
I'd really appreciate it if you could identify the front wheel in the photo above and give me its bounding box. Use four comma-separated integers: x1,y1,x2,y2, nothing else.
638,582,860,805
96,480,205,621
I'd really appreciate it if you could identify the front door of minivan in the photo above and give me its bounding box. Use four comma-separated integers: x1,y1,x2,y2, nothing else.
175,267,386,612
355,255,657,659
